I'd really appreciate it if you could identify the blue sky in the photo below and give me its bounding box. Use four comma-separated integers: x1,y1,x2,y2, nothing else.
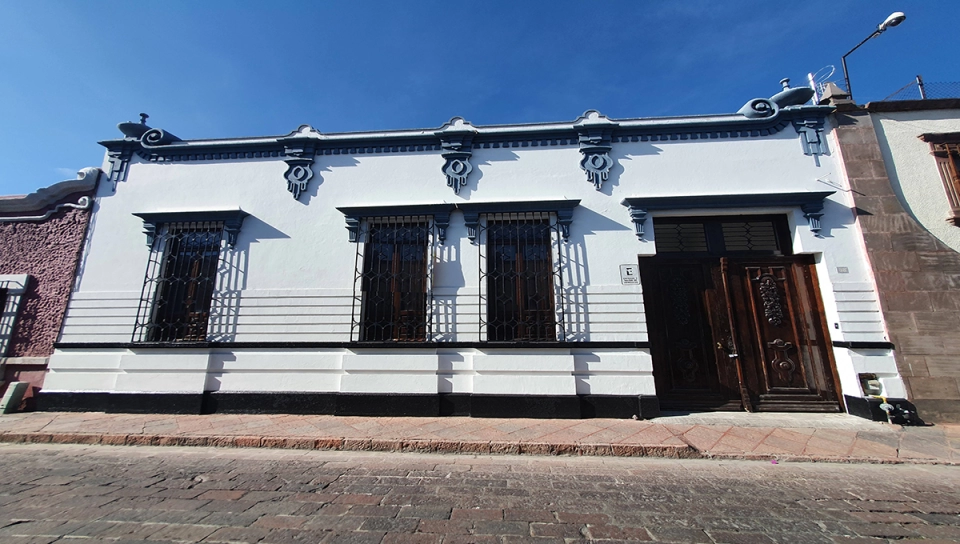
1,0,958,195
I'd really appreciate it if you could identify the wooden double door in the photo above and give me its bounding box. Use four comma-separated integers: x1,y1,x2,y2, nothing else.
641,255,841,412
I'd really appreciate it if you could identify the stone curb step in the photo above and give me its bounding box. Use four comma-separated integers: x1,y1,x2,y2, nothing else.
3,431,956,465
698,452,960,466
0,432,701,458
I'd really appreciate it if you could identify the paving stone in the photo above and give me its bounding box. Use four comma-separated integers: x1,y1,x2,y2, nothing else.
646,526,712,542
704,530,777,544
380,533,442,544
322,531,386,544
259,528,332,544
145,523,219,541
472,520,530,535
198,489,248,501
440,536,499,544
529,522,584,538
0,444,958,544
357,517,419,532
584,524,653,540
254,514,311,529
449,508,502,520
203,526,273,542
503,508,554,522
397,505,450,519
196,511,261,527
415,519,473,534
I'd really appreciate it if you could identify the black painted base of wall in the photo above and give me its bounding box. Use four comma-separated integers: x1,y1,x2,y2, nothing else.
844,395,924,425
35,392,203,415
35,392,662,420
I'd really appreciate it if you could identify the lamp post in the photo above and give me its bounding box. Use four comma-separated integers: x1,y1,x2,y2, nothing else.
841,11,906,102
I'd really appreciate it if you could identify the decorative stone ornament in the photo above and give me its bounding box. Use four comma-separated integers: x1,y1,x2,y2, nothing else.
623,204,649,240
279,128,319,201
737,97,780,119
437,118,477,195
793,118,827,158
283,158,314,200
575,111,618,190
801,201,826,234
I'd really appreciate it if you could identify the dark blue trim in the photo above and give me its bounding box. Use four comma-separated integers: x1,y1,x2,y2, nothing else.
337,200,580,243
336,203,457,243
133,209,249,247
99,106,835,163
620,191,835,240
620,191,835,211
455,199,580,214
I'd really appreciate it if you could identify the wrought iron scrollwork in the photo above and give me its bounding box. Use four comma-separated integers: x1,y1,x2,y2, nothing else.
758,273,785,326
669,275,691,325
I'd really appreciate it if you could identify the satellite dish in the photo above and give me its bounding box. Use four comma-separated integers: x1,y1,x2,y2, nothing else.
807,65,836,103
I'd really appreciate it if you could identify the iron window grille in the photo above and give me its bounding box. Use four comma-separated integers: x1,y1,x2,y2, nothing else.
133,221,224,342
351,216,436,342
0,275,30,357
479,212,566,342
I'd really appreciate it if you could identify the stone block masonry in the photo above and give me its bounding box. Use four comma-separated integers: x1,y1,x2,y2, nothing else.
834,108,960,422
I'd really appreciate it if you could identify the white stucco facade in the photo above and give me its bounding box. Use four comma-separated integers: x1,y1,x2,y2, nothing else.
42,102,905,417
872,109,960,251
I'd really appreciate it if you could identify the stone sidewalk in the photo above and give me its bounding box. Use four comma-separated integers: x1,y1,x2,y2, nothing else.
0,411,957,464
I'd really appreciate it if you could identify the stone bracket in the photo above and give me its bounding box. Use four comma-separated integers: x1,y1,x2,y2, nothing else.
801,201,826,234
624,205,649,240
106,146,135,192
437,118,477,195
575,111,618,191
281,139,318,201
793,118,827,159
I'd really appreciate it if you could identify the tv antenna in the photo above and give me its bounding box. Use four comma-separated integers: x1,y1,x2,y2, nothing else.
807,65,836,104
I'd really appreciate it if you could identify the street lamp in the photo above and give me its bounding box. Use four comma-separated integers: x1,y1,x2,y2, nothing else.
841,11,906,102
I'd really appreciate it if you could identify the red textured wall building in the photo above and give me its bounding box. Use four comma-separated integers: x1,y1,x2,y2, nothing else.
0,167,99,409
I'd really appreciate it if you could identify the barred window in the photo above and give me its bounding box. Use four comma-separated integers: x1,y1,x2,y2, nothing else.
480,213,563,342
0,275,29,357
134,222,224,342
355,217,431,342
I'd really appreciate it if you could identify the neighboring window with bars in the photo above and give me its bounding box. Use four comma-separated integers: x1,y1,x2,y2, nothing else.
0,275,29,357
653,216,790,256
134,221,224,342
920,133,960,225
480,213,563,342
354,217,432,342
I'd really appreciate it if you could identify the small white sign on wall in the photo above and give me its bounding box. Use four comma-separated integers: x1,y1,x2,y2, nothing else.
619,264,640,285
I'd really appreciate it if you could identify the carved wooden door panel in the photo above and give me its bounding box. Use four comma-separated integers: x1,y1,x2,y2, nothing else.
640,260,743,410
642,256,841,412
723,256,841,411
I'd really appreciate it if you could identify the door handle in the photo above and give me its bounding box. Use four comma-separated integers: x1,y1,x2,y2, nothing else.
716,342,738,358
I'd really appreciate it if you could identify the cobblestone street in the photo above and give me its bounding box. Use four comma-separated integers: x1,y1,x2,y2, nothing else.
0,444,958,543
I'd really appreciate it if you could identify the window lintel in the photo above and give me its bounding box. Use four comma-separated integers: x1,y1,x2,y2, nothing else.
620,191,834,240
337,199,580,243
919,132,960,144
132,209,249,248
